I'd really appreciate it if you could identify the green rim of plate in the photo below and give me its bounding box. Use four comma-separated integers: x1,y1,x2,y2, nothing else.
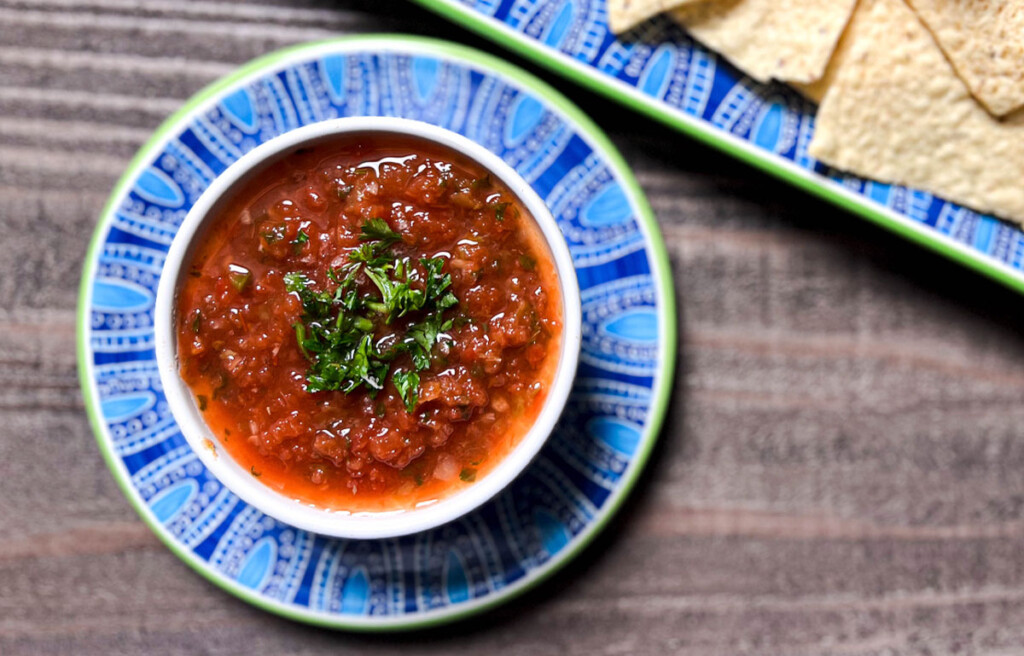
413,0,1024,297
76,34,677,631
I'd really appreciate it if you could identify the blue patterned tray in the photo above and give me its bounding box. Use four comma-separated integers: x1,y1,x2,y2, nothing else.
77,36,675,630
417,0,1024,293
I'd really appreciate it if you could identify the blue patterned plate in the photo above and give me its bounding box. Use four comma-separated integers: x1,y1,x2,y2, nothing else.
416,0,1024,295
77,36,675,630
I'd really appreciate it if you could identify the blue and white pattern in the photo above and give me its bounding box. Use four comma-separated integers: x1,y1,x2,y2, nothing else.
81,40,672,627
433,0,1024,274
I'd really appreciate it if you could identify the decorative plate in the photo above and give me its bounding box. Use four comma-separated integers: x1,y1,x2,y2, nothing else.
415,0,1024,295
77,36,675,630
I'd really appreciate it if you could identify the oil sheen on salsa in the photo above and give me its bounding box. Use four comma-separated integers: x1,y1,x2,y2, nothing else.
176,135,562,512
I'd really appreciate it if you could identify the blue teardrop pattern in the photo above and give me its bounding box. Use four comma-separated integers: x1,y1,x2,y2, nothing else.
220,87,258,133
639,45,676,98
581,275,660,376
602,308,659,344
581,183,632,228
542,0,575,47
504,95,545,147
544,155,645,269
444,551,471,604
752,100,784,151
548,378,652,491
865,181,892,206
586,416,642,456
236,538,277,590
534,509,571,558
100,391,155,423
93,362,175,457
91,279,152,314
133,167,184,208
148,480,197,524
974,216,997,252
412,56,440,101
320,54,347,103
340,567,370,615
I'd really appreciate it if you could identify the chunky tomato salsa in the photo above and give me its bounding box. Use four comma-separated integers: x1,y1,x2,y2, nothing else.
176,134,563,512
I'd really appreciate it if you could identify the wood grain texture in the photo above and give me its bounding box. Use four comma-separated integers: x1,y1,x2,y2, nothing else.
4,1,1024,654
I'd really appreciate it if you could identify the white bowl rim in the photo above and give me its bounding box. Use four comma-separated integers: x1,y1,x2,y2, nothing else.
154,116,582,540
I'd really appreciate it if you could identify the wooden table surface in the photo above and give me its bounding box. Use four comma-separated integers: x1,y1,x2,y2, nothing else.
5,2,1024,654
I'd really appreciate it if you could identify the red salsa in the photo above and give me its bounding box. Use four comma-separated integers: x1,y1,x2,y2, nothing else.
176,134,562,512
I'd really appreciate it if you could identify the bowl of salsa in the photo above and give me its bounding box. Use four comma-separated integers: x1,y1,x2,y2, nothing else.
154,117,581,539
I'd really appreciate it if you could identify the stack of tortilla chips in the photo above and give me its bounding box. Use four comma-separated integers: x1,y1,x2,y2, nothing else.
608,0,1024,225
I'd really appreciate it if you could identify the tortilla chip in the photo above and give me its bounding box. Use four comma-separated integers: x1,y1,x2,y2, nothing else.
672,0,857,84
607,0,709,34
906,0,1024,117
792,10,858,103
808,0,1024,224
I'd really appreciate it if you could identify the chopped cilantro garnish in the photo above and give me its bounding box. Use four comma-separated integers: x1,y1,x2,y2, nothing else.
459,468,477,482
286,219,458,412
360,217,402,246
392,370,420,412
292,229,310,253
491,201,509,222
196,394,208,411
292,322,312,361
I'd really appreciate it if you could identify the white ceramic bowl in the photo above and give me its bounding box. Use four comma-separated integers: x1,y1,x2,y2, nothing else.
155,117,581,540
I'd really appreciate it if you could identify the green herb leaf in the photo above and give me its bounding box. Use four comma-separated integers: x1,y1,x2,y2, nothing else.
349,219,401,267
459,468,477,482
284,272,333,319
400,310,452,370
491,201,509,222
197,394,208,411
360,218,402,245
392,370,420,412
293,323,312,361
291,229,310,253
